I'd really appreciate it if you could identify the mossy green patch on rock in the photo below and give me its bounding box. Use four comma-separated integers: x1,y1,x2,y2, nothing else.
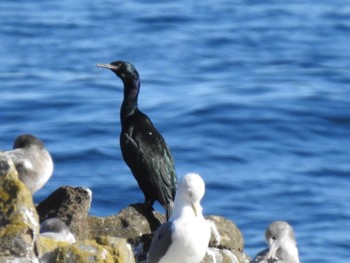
0,154,40,260
39,235,70,255
53,240,114,263
95,236,135,263
39,236,135,263
0,154,37,223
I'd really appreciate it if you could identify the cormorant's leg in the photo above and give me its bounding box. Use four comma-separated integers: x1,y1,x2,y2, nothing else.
143,200,154,212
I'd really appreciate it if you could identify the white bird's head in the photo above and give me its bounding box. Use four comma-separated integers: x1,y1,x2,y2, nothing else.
175,173,205,217
265,221,299,263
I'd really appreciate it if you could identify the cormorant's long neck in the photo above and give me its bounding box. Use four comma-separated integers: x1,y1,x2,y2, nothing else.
120,78,140,122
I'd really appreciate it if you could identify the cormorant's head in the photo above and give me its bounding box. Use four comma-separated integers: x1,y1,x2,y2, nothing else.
97,61,139,82
13,134,44,149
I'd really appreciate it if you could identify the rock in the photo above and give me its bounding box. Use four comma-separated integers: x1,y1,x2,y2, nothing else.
39,236,71,263
40,218,76,244
36,186,92,240
40,238,135,263
204,247,251,263
36,187,137,262
207,215,244,252
0,153,40,262
95,236,135,263
88,203,164,262
86,205,250,263
1,163,251,263
88,203,163,239
88,206,249,263
201,216,250,263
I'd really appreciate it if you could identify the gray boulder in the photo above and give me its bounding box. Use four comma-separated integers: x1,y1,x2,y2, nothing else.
36,185,92,240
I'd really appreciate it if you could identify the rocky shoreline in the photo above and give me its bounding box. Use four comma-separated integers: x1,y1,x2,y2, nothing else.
0,154,250,263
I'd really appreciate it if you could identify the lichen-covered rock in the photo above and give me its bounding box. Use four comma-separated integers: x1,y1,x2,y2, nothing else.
39,236,71,263
204,247,250,263
36,186,92,240
207,215,244,252
95,236,135,263
40,239,135,263
88,204,163,262
0,153,40,262
49,240,114,263
202,216,250,263
106,208,250,263
0,161,251,263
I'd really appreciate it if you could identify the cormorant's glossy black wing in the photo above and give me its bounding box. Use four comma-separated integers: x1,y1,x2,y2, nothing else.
120,110,177,209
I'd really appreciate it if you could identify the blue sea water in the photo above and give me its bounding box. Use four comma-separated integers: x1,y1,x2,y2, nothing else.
1,0,350,262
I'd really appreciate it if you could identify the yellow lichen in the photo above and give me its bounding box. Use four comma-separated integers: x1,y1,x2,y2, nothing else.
50,240,115,263
0,219,30,237
0,155,40,260
39,236,70,254
95,236,135,263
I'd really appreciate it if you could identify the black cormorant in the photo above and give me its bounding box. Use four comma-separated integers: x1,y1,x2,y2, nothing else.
97,61,177,219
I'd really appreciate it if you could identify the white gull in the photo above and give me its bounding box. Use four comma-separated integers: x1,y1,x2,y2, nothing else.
147,173,211,263
251,221,300,263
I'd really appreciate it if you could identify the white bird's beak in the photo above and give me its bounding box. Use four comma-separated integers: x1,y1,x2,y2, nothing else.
266,234,287,262
191,203,198,217
266,242,279,262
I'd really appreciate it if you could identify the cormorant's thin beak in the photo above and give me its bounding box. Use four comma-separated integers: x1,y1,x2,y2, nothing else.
96,63,119,70
191,203,198,217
